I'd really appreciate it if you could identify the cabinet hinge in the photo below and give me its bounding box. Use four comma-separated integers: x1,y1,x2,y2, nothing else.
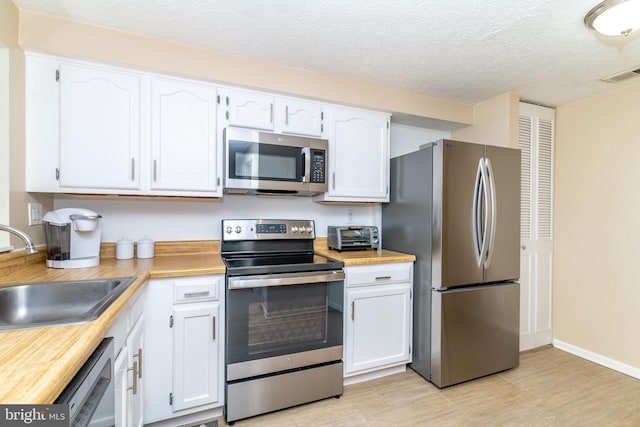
169,315,174,328
217,177,221,186
387,121,390,129
55,70,60,82
321,111,324,120
55,168,60,180
169,392,173,406
409,345,412,355
216,94,220,104
321,123,324,133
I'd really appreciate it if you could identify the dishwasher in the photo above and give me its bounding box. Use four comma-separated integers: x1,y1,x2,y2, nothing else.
55,337,115,427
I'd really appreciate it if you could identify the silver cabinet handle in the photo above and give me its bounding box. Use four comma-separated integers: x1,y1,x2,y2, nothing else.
332,172,336,190
270,103,274,123
285,105,289,125
153,160,157,182
183,291,210,298
131,158,136,181
132,348,142,379
375,276,392,280
127,361,138,395
351,301,355,321
212,316,216,341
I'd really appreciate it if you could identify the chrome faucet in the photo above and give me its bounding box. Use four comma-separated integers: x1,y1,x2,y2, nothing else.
0,224,38,254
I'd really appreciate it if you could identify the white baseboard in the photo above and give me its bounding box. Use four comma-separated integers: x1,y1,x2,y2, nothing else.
553,339,640,380
343,364,407,386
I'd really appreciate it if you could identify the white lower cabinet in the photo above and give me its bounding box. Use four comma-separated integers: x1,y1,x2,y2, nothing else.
143,275,224,425
107,283,146,427
344,262,413,379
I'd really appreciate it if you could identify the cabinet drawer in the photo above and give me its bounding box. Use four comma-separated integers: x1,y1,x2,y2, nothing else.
346,262,412,288
173,276,220,303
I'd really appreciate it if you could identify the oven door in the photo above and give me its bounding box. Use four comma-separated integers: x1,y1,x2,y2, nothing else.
226,270,344,380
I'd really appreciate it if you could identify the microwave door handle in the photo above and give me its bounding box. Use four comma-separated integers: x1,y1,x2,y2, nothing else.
302,147,311,183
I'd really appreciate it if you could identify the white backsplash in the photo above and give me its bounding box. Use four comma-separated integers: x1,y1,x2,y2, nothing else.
54,194,380,243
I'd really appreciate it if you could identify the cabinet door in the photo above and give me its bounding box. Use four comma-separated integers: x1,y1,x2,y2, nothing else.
280,99,324,137
58,63,141,190
172,302,220,411
25,53,60,192
225,89,275,130
320,106,389,202
345,285,411,375
113,346,129,427
150,78,219,193
126,317,144,427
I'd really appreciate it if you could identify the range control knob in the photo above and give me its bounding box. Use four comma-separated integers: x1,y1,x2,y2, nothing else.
305,226,313,233
235,226,242,234
225,226,232,234
291,226,299,233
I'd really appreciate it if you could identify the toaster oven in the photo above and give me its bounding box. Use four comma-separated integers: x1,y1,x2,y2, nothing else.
327,226,379,251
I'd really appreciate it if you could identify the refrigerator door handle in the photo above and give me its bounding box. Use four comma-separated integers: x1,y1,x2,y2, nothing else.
472,159,489,267
484,158,497,268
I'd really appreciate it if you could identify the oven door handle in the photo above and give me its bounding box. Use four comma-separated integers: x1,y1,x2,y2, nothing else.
228,270,345,289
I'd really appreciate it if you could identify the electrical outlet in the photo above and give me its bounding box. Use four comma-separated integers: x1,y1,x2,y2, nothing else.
28,203,43,226
346,208,355,224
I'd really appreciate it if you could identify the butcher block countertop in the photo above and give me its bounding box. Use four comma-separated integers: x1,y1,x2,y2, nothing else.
0,238,413,404
0,241,225,404
314,238,416,265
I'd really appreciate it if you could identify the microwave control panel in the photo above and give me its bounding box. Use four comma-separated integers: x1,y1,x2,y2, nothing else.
310,149,326,183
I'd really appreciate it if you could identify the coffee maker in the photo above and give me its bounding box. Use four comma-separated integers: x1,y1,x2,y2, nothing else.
42,208,102,268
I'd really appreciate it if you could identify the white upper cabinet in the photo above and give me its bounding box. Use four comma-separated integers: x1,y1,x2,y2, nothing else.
150,77,219,194
221,88,326,137
25,53,391,200
314,106,390,203
278,98,324,137
223,88,275,131
59,63,141,190
25,54,223,197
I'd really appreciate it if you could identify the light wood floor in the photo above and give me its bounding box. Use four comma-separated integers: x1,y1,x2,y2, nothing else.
215,346,640,426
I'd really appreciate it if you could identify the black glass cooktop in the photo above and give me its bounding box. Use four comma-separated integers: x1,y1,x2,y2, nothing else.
223,253,343,276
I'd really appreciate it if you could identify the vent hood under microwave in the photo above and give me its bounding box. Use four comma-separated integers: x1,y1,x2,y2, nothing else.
223,127,329,196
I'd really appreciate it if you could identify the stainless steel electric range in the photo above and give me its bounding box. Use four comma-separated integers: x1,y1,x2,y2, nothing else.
221,219,345,424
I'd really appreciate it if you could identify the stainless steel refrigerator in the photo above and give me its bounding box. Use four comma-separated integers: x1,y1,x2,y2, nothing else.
382,139,520,388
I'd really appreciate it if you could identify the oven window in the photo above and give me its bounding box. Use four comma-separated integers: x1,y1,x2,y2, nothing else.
228,140,302,182
227,280,343,364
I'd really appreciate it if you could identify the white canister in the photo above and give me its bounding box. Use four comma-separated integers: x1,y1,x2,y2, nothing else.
115,237,134,260
137,236,155,259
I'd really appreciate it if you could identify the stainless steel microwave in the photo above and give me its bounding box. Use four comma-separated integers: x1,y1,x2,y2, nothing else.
224,127,328,196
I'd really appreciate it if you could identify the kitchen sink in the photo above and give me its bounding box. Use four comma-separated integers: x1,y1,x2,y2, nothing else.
0,276,137,332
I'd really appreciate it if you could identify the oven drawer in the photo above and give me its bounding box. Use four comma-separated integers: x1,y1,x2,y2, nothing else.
346,262,412,288
173,276,221,303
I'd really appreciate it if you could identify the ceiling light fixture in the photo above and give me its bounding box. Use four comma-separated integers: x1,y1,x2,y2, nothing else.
584,0,640,36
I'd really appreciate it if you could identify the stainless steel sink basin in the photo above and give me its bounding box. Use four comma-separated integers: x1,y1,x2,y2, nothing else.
0,276,137,332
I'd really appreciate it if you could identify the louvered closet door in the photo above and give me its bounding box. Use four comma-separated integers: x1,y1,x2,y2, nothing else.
519,102,555,351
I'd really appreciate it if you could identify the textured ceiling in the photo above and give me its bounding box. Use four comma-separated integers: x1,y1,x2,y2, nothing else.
10,0,640,107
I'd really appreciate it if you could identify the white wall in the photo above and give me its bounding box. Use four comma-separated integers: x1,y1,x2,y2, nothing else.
390,123,450,158
54,194,379,243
